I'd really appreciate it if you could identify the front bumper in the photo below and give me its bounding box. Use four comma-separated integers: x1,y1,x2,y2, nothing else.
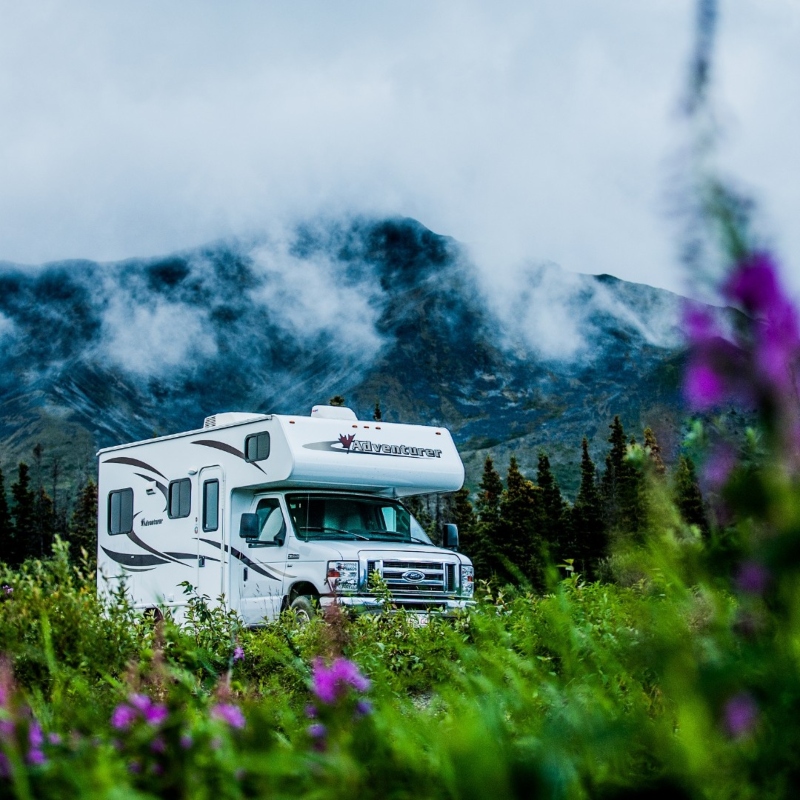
320,594,474,616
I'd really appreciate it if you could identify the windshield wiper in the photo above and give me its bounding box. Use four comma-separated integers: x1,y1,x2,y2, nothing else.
298,526,368,540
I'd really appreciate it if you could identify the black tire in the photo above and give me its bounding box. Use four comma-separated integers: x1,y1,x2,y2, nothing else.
290,595,317,623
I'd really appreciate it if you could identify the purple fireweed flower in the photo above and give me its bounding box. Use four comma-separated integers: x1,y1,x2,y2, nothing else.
233,646,245,662
1,585,11,596
355,699,372,717
180,734,193,750
736,561,770,595
150,736,166,754
311,658,370,704
702,444,737,492
305,704,318,719
684,361,726,409
725,692,758,738
211,703,245,729
47,733,61,746
27,749,46,766
308,723,326,739
144,705,168,726
111,704,137,730
28,722,43,749
128,760,141,774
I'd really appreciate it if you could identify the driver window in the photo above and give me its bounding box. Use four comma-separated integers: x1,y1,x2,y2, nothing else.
255,498,286,546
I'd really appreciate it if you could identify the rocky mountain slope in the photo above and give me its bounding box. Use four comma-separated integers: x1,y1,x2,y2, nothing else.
0,217,702,498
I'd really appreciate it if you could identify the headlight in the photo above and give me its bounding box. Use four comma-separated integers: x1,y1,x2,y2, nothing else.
460,565,474,598
327,561,359,593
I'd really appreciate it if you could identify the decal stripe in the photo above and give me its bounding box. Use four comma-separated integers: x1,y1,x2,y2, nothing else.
126,529,190,567
102,547,168,567
191,440,266,474
164,552,221,563
198,538,279,580
104,456,167,479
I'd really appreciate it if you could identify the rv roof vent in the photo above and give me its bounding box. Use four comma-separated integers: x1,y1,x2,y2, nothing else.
310,405,358,421
203,412,263,428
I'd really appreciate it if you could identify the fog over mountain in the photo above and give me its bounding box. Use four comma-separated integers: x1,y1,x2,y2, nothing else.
0,217,712,495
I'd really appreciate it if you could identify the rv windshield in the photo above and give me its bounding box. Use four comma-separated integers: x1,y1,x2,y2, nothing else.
285,493,434,545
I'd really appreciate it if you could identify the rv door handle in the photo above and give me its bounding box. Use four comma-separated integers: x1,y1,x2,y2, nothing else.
243,567,248,582
198,556,206,568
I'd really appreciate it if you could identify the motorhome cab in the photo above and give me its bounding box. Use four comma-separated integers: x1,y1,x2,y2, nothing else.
96,406,474,623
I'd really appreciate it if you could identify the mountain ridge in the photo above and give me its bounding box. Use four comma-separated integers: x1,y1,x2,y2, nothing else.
0,216,708,500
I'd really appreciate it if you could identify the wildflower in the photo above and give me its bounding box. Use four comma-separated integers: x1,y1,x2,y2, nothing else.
724,692,758,738
112,694,168,729
211,703,245,729
180,733,193,750
304,704,318,718
1,585,11,597
735,561,770,596
308,723,326,739
233,646,245,662
150,736,166,754
311,657,370,704
355,699,372,717
702,444,737,491
111,704,137,731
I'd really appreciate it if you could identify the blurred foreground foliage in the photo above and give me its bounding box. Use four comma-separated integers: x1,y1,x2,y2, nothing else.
2,480,800,800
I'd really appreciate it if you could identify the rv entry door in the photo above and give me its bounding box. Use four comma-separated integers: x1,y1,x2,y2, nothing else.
197,467,225,604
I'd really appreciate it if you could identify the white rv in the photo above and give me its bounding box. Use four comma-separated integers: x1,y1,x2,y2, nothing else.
96,406,474,623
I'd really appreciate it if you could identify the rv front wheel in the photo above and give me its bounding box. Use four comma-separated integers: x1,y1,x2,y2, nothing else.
289,595,317,623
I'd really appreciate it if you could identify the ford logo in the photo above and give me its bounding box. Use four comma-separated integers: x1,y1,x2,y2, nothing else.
402,569,426,582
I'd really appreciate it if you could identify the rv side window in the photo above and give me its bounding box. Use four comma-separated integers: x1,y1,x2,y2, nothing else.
245,432,270,462
108,488,134,535
202,480,219,532
168,479,192,519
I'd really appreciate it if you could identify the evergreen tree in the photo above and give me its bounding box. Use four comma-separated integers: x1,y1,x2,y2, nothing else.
328,395,345,407
476,456,503,527
643,427,667,478
69,479,98,564
623,435,646,534
536,451,567,561
570,438,606,578
0,467,13,566
470,456,505,580
674,456,709,535
373,400,383,422
497,457,544,586
602,416,627,530
33,487,56,559
10,463,36,565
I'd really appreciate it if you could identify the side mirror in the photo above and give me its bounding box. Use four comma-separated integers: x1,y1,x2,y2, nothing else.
442,523,459,551
239,513,260,539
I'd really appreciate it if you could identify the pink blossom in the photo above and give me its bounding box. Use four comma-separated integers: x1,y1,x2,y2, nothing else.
233,646,245,662
111,704,137,730
211,703,246,729
724,692,758,738
684,360,726,409
311,658,370,705
736,561,770,595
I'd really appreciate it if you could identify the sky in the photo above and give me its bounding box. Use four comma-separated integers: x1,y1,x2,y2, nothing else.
0,0,798,298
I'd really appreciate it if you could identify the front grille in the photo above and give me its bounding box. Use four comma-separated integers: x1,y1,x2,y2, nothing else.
377,559,447,594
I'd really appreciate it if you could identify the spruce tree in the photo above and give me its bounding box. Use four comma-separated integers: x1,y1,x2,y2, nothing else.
476,456,503,527
601,416,628,530
571,438,606,578
536,451,567,561
34,487,56,559
373,400,382,422
471,456,505,579
497,457,544,586
0,467,13,566
70,479,98,564
643,427,666,477
674,456,709,535
11,463,36,565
